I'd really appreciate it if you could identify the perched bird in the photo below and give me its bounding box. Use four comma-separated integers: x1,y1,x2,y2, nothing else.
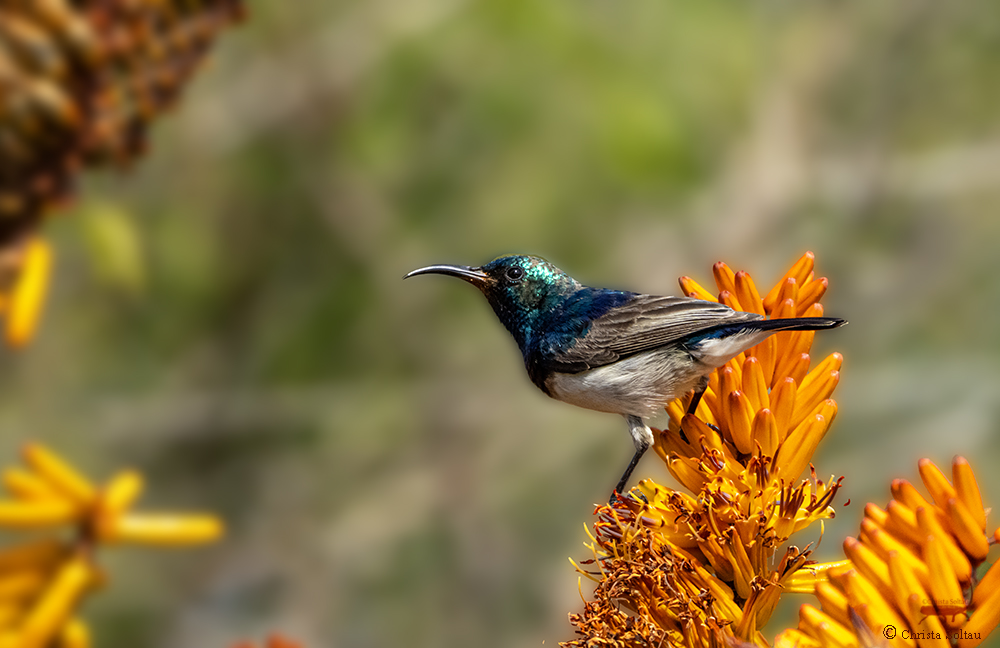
406,255,846,502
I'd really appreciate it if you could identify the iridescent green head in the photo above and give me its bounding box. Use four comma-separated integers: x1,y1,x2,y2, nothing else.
404,254,580,348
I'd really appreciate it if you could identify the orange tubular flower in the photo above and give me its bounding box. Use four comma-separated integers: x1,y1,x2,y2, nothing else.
564,253,848,647
778,456,999,648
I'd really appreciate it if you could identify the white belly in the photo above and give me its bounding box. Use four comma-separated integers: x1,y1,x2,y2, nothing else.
545,347,706,418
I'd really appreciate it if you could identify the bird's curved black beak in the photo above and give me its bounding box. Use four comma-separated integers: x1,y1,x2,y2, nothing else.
404,264,490,287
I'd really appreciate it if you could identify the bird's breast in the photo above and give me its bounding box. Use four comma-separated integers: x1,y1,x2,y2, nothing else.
543,346,705,418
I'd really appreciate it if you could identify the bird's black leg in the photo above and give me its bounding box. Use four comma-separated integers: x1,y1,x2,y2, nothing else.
686,375,710,416
611,415,651,504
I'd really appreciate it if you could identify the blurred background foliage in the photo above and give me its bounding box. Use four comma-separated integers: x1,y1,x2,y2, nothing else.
2,0,1000,646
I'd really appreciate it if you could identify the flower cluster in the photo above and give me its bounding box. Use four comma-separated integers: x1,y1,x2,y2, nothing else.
778,456,1000,648
0,0,244,347
560,253,999,648
0,443,224,647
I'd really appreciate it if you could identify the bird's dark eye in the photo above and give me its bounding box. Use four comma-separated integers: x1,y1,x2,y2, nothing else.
505,267,525,282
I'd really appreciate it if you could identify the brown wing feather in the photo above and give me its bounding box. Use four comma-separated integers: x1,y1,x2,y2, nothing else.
554,295,761,370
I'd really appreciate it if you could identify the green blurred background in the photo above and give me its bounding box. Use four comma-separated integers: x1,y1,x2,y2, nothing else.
3,0,1000,645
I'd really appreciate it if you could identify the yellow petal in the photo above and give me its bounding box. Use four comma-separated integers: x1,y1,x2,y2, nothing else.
814,581,851,628
833,569,911,647
798,604,858,648
764,252,815,314
791,372,840,431
918,459,958,511
961,578,1000,648
727,390,753,454
750,409,778,457
916,506,972,584
892,479,933,512
734,271,764,316
974,555,1000,608
864,503,890,528
952,457,986,533
842,537,893,603
770,376,798,441
0,542,65,582
775,629,822,648
742,356,768,411
945,498,989,562
0,500,79,529
105,513,224,546
719,290,742,314
5,237,52,349
773,401,836,481
678,276,718,302
797,277,829,315
861,519,928,587
21,445,96,509
59,619,90,648
712,262,738,301
95,471,144,541
923,533,965,628
750,335,778,387
799,353,844,396
902,593,951,648
18,554,93,648
0,570,47,602
2,469,64,502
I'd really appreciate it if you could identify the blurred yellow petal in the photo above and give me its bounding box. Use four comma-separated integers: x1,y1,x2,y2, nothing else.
21,444,96,509
0,500,78,529
106,513,224,546
0,540,65,573
18,554,93,648
4,237,52,349
0,570,47,602
2,469,64,502
58,618,90,648
742,356,768,411
95,471,144,541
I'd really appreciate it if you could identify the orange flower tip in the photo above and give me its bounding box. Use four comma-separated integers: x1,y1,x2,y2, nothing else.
994,527,1000,545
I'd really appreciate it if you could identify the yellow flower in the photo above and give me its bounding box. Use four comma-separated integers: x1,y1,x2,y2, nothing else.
779,456,999,648
564,253,848,647
0,443,225,646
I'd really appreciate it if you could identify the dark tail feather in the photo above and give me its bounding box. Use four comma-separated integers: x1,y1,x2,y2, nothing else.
750,317,847,332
